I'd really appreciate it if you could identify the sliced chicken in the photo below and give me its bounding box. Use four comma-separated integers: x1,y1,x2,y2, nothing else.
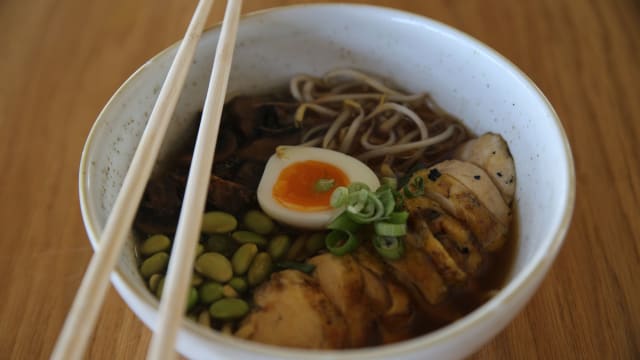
454,133,516,205
384,238,448,305
405,213,467,285
308,254,376,347
433,160,511,226
404,196,484,276
411,169,509,252
235,270,348,349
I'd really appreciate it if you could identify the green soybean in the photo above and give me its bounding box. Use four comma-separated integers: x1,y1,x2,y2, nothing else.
306,232,326,255
222,284,238,298
268,234,291,261
156,277,165,298
198,310,211,328
247,252,272,287
187,287,198,311
191,272,203,287
140,252,169,278
243,210,275,235
232,231,268,248
201,211,237,234
195,243,204,257
148,274,163,292
209,298,249,320
195,252,233,283
228,277,248,294
199,282,224,304
140,234,171,256
206,234,236,257
285,235,307,261
231,243,258,275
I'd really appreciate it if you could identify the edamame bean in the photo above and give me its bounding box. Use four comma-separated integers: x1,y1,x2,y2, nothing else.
231,243,258,275
201,211,237,234
198,310,211,328
140,252,169,278
191,272,203,287
306,232,326,255
140,234,171,256
222,284,238,298
247,252,272,287
232,231,267,247
209,298,249,320
243,210,275,235
156,277,165,298
206,235,236,257
195,253,233,283
148,274,163,292
285,235,307,261
228,277,248,294
268,234,291,261
195,243,204,257
187,287,198,311
199,282,224,304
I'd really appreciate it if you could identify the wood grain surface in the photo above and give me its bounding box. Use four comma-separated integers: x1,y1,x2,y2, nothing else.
1,0,638,359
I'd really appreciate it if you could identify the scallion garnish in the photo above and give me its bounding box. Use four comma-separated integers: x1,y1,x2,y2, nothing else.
314,178,336,192
325,230,359,256
373,235,404,260
374,222,407,237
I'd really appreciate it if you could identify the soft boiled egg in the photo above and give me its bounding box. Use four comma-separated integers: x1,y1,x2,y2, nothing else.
257,146,380,229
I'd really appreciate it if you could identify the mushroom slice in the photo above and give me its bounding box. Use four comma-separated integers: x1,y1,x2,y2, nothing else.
453,133,516,205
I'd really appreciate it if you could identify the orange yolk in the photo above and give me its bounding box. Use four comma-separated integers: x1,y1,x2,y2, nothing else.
272,160,350,211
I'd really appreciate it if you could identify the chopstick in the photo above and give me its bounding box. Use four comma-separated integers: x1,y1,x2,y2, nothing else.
145,0,243,359
51,1,215,359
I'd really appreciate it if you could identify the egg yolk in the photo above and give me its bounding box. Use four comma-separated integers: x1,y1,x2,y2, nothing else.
272,160,349,211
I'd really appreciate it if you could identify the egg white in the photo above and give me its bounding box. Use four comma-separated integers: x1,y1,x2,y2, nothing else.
257,146,380,229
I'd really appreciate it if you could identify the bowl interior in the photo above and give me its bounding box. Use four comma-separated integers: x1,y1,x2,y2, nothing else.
79,4,573,360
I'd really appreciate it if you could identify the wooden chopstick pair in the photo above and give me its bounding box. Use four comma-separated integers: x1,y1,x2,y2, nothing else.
51,1,243,359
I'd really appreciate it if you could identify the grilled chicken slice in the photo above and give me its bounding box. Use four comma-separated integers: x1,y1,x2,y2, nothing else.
235,270,348,349
404,196,484,276
405,214,467,285
384,238,448,305
453,133,516,205
308,254,376,347
410,169,509,252
433,160,511,226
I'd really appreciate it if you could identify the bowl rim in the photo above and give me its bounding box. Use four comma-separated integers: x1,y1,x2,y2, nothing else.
78,3,576,358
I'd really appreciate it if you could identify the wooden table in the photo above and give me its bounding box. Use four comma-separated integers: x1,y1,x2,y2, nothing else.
1,0,638,358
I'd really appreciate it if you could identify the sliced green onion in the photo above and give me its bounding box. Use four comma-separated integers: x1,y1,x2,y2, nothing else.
374,222,407,236
381,177,398,190
325,230,359,256
348,182,370,192
376,188,396,216
387,211,409,224
327,212,361,233
314,178,335,192
373,235,404,260
330,186,349,207
275,261,316,274
402,176,425,198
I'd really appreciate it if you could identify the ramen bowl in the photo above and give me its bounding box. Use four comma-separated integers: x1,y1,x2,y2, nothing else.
79,4,575,359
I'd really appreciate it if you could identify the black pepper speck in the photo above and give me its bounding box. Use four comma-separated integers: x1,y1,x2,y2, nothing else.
474,175,481,180
497,172,503,177
428,168,441,181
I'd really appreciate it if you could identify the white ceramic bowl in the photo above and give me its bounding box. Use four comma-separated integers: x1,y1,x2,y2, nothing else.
79,4,575,360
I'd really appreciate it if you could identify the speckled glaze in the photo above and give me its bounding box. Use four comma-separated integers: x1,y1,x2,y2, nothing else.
79,4,575,360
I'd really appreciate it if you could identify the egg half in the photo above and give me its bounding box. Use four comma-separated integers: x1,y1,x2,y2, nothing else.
257,146,380,229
